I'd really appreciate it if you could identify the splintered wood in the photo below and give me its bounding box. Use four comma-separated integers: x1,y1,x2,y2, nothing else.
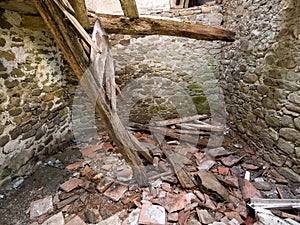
34,0,152,186
129,114,224,148
128,114,224,188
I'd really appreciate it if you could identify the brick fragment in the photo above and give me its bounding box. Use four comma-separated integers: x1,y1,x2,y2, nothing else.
59,178,83,192
104,182,128,201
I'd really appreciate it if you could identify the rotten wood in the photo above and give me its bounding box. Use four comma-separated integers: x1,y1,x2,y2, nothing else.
53,0,101,54
33,0,152,186
68,0,91,29
129,122,215,147
176,122,224,132
90,20,116,110
153,114,210,126
89,14,235,42
163,146,196,189
119,0,139,19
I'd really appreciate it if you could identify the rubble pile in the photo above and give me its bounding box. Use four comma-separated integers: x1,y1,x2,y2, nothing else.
1,117,299,225
26,125,300,225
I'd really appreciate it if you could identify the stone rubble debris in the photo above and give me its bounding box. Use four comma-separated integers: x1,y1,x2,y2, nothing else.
8,120,298,225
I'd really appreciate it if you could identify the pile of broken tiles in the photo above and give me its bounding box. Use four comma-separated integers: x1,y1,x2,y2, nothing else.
28,132,300,225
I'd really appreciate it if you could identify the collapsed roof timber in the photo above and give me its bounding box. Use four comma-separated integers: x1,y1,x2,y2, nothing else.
28,0,235,186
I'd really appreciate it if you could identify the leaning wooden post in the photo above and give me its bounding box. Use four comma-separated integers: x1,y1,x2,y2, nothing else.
33,0,152,186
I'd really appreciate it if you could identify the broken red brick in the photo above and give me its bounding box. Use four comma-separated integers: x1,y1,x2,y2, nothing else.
103,142,114,151
221,175,239,188
151,192,188,213
221,155,244,167
178,210,190,225
104,182,128,201
241,163,260,171
240,179,261,200
218,166,230,176
134,132,142,138
56,195,79,209
81,144,103,157
59,178,84,192
66,160,84,170
81,165,93,177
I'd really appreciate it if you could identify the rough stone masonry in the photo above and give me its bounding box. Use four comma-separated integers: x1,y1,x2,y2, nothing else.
0,9,75,187
220,0,300,179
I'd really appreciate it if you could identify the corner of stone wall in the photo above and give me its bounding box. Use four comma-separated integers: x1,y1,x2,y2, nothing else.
0,9,75,187
220,0,300,181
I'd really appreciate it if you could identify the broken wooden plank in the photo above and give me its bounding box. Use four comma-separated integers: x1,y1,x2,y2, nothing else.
176,122,224,132
119,0,139,19
90,20,116,110
89,14,235,42
68,0,91,29
153,114,210,126
33,0,152,186
163,147,196,189
128,122,214,147
53,0,101,54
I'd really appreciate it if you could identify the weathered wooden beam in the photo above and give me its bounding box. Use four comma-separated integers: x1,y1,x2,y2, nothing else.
128,122,218,147
33,0,152,186
68,0,91,30
90,14,235,42
153,114,210,126
119,0,139,19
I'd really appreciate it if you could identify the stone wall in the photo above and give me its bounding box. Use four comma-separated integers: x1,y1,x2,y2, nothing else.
110,4,226,125
0,9,74,186
86,0,170,15
221,0,300,180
